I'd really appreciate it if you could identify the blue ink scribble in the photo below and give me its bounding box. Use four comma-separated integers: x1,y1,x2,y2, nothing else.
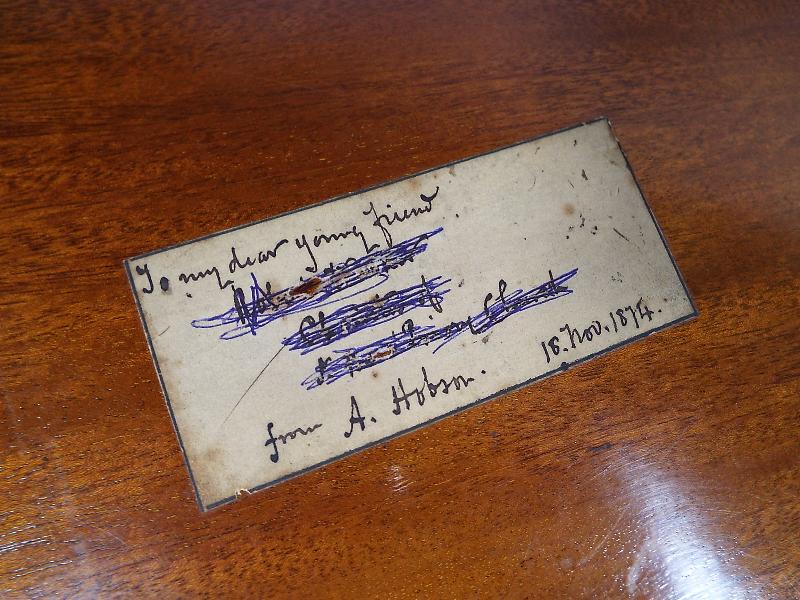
192,227,444,340
302,267,578,389
283,275,451,355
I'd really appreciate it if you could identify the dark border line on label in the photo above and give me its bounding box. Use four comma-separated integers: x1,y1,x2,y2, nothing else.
122,117,699,512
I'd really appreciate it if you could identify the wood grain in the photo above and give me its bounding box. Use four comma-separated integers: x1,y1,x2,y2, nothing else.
1,1,798,597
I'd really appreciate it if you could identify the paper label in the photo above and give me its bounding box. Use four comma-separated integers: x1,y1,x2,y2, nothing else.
125,119,696,510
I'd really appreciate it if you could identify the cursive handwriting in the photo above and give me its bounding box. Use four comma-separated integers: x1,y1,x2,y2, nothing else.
390,365,479,415
303,267,578,389
264,421,323,463
229,239,290,273
539,296,657,364
295,224,380,274
179,264,234,291
363,186,439,247
192,227,444,340
283,274,450,354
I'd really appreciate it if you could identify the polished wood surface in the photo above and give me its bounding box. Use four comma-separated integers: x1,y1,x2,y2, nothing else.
2,1,799,597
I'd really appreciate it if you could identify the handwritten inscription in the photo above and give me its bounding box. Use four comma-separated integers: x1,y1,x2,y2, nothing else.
304,269,577,389
265,422,323,463
192,228,444,341
391,366,480,416
540,297,660,364
126,119,695,510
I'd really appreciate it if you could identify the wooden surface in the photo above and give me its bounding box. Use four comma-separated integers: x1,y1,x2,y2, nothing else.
2,1,799,597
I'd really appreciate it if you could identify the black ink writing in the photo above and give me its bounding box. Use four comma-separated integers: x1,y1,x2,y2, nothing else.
391,365,477,415
265,421,323,463
363,186,439,247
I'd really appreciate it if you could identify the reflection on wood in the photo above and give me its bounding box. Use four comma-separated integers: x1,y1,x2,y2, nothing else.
1,1,798,597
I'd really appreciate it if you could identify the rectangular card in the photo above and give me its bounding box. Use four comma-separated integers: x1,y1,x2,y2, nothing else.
125,118,696,510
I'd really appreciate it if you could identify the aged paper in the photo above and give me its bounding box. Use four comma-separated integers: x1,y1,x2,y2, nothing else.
125,119,696,510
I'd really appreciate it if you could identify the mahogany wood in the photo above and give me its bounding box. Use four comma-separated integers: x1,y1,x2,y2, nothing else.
2,1,798,597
